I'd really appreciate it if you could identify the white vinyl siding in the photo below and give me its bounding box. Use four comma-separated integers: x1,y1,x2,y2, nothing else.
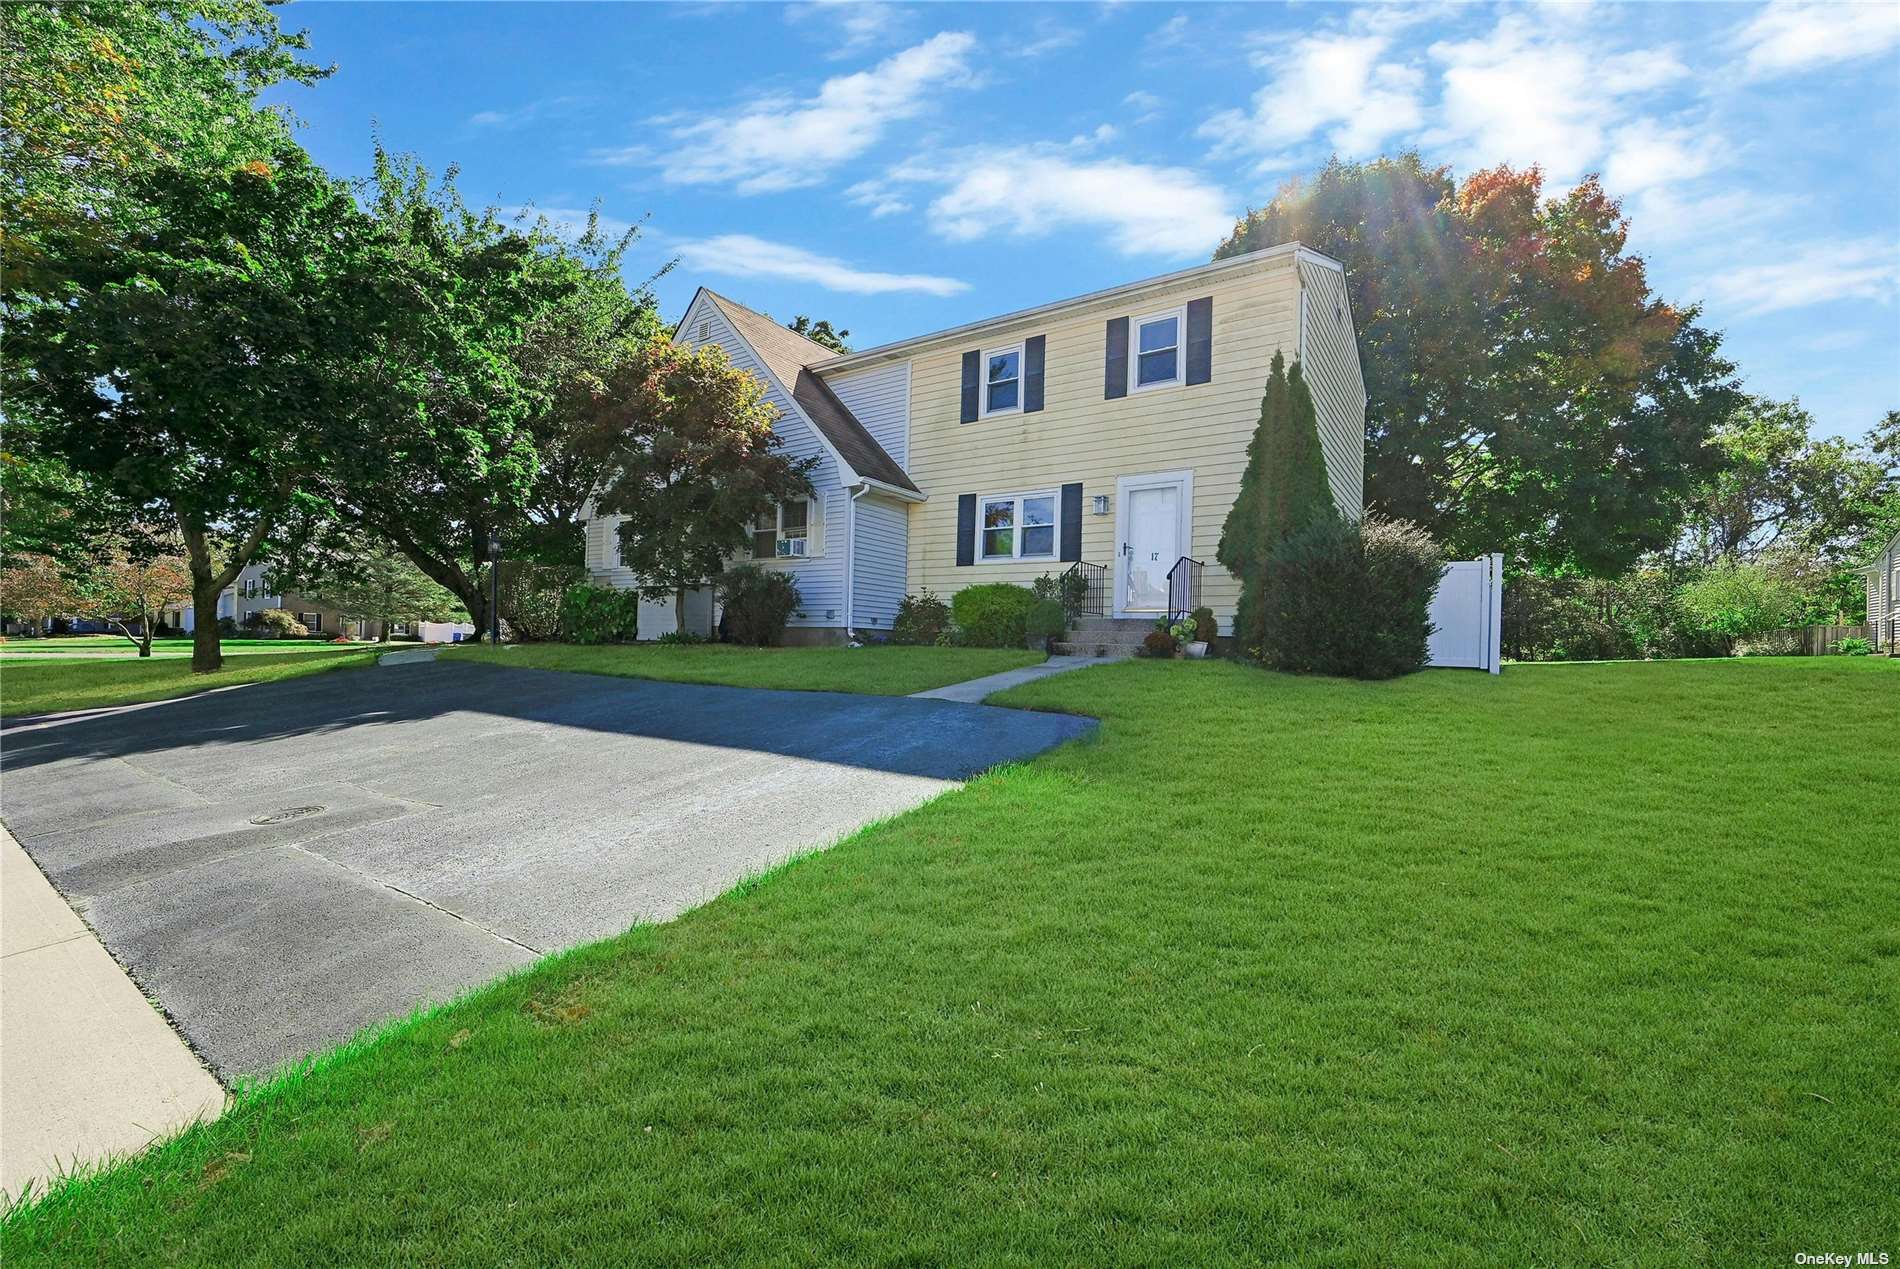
822,359,911,470
850,495,910,632
1297,255,1367,520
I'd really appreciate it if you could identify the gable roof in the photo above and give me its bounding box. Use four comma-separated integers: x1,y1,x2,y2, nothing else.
699,291,920,494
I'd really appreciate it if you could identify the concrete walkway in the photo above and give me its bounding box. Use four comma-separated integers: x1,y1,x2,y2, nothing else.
909,654,1118,704
1,826,224,1202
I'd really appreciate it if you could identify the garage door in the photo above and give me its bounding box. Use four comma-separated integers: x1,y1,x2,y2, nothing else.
1427,554,1503,673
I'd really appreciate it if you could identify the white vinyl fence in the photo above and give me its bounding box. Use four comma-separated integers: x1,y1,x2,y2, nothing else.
1427,554,1504,673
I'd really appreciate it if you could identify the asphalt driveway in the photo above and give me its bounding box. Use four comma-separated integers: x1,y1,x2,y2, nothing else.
0,660,1093,1078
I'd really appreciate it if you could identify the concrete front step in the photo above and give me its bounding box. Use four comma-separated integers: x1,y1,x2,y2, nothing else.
1051,641,1140,658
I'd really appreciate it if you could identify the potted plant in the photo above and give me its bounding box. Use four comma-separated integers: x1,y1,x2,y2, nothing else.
1169,615,1207,658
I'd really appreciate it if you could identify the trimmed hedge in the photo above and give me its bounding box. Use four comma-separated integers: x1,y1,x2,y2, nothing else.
952,583,1038,648
719,564,801,646
559,585,641,644
1257,514,1442,680
498,562,586,642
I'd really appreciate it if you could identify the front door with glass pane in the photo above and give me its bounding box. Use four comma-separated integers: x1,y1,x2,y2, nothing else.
1117,474,1185,614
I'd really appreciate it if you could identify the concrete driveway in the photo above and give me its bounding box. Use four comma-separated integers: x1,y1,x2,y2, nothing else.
0,660,1093,1078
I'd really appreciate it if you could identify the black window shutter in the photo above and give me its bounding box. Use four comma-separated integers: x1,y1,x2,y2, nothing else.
1185,297,1213,385
960,351,980,423
1023,335,1046,413
1104,317,1128,399
956,493,976,566
1060,483,1083,563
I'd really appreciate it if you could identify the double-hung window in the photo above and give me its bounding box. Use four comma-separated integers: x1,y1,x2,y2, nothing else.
751,499,812,560
979,490,1058,562
981,344,1022,417
1131,306,1184,392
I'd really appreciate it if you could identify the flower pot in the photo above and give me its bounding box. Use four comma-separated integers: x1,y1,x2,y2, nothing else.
1184,641,1209,659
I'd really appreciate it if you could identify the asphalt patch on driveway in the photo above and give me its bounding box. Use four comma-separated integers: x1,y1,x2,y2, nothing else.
0,661,1092,1078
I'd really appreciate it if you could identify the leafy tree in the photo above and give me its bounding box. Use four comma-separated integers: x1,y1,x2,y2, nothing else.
313,147,574,642
1678,560,1803,653
785,315,851,354
590,340,817,634
74,553,194,656
0,0,327,299
510,207,670,565
1216,154,1737,573
297,549,465,641
0,554,77,631
6,143,392,672
1217,352,1335,656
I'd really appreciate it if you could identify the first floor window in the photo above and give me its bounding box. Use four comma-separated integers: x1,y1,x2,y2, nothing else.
979,490,1058,561
300,613,321,632
1132,307,1183,390
752,499,813,559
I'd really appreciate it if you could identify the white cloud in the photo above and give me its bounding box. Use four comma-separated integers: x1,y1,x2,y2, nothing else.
674,234,969,296
1424,13,1687,185
1201,29,1424,160
909,150,1235,257
1733,0,1900,78
599,33,976,194
1698,237,1900,317
1602,120,1717,195
1152,14,1189,47
845,179,910,218
785,0,906,57
1012,18,1083,59
469,110,509,127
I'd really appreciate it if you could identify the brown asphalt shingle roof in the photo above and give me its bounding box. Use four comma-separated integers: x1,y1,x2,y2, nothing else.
702,292,920,494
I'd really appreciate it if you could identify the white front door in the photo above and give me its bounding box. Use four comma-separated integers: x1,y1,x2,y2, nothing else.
1116,472,1190,615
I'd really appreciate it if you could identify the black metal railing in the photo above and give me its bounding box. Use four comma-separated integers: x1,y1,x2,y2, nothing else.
1062,559,1110,618
1166,556,1203,625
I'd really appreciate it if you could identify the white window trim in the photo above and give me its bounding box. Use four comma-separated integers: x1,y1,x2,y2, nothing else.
750,495,822,563
976,488,1061,563
1128,304,1186,395
978,342,1024,420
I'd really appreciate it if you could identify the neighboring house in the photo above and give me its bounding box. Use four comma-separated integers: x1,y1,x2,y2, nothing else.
160,564,383,639
584,240,1366,642
1866,526,1899,652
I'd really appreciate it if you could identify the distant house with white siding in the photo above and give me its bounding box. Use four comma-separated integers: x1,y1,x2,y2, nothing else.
1866,526,1899,652
583,242,1366,643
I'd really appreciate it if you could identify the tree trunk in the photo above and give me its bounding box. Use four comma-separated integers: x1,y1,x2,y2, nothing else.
190,584,223,672
138,614,153,658
675,587,687,639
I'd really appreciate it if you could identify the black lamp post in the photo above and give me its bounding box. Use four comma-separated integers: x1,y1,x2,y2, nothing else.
487,529,502,644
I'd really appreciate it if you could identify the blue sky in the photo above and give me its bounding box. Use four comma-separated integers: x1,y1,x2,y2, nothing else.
267,1,1899,440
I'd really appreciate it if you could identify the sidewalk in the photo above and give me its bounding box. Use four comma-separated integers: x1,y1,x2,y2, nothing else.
1,826,225,1202
909,654,1118,704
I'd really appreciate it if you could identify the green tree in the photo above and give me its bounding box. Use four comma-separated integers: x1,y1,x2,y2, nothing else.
6,144,391,671
590,340,817,634
314,147,575,641
1,0,326,298
1216,154,1737,573
297,549,464,641
1217,352,1335,656
786,315,850,354
1678,560,1803,653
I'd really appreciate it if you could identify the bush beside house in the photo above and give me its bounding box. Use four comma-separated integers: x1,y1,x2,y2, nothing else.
718,565,800,647
559,585,641,644
951,584,1040,648
1258,515,1443,679
891,589,952,646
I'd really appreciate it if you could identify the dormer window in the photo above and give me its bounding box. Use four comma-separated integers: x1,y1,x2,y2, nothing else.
981,344,1022,417
1131,307,1184,392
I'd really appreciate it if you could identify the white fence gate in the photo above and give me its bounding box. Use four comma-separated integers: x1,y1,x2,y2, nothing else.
1427,553,1503,673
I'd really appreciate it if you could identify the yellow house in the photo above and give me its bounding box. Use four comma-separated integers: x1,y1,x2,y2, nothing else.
585,241,1366,645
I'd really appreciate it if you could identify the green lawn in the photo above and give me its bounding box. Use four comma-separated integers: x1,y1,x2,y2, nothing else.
0,648,384,717
4,657,1895,1263
0,637,360,663
443,641,1046,695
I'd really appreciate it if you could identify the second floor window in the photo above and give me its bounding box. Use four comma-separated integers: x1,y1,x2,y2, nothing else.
1132,308,1183,391
982,345,1021,416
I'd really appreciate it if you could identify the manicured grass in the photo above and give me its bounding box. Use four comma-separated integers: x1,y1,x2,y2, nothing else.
0,648,384,717
4,658,1895,1262
443,641,1046,696
0,637,360,662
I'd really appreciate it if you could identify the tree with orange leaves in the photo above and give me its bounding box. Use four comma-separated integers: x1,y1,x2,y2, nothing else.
1216,154,1740,574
